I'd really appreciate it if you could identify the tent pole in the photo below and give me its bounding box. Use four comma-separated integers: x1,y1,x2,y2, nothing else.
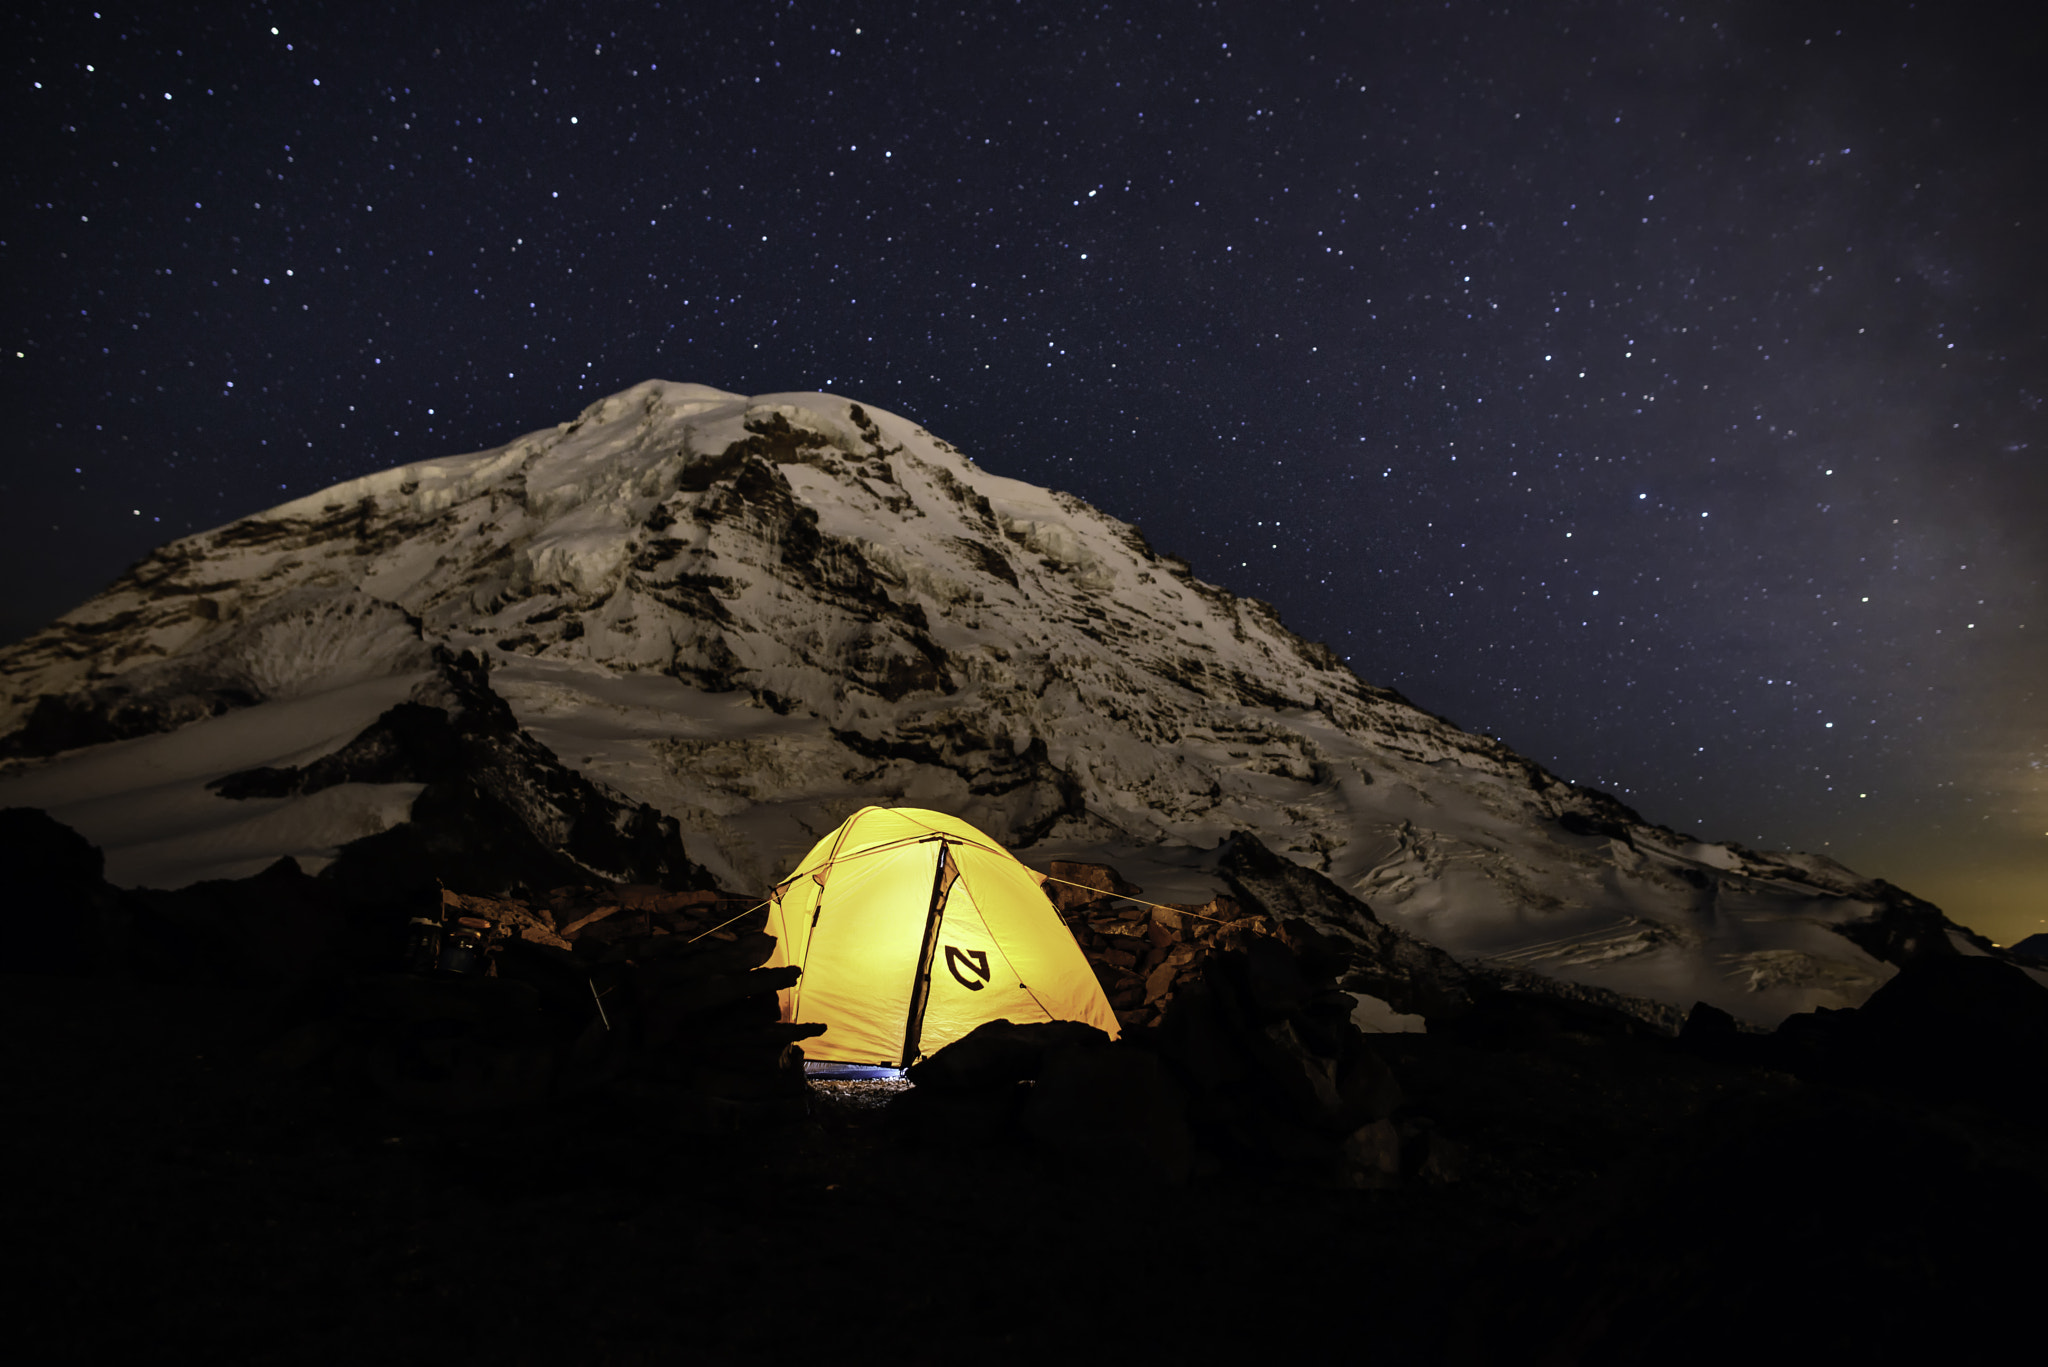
899,839,951,1068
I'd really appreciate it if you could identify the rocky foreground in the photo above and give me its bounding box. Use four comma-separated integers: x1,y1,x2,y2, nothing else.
8,807,2047,1360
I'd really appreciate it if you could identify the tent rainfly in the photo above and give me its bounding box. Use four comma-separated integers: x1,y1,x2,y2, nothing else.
763,806,1121,1067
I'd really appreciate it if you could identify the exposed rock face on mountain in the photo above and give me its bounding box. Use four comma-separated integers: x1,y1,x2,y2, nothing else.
0,382,2004,1023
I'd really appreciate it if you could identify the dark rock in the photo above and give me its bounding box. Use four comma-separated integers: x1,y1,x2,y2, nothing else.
906,1018,1113,1091
1336,1045,1404,1127
1216,829,1475,1021
0,685,258,760
124,855,348,988
1431,987,1667,1051
1554,808,1632,843
332,972,568,1114
1765,1004,1858,1076
492,936,611,1028
1023,1042,1193,1185
0,806,120,972
1859,953,2048,1043
1230,1106,1348,1178
1447,1097,2048,1361
1831,879,1998,966
2010,933,2048,963
207,700,462,798
1276,916,1357,987
0,805,105,886
1343,1119,1403,1188
1397,1118,1465,1184
1214,831,1682,1037
207,651,719,941
1145,973,1252,1094
1678,998,1739,1047
1293,986,1361,1057
1674,999,1766,1066
259,881,806,1119
1244,1017,1347,1130
1468,963,1687,1036
610,1077,809,1134
637,964,802,1053
1840,954,2048,1121
1041,860,1144,916
888,1082,1032,1146
1241,934,1312,1020
1134,934,1410,1185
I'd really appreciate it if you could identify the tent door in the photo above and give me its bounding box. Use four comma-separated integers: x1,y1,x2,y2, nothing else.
899,839,960,1066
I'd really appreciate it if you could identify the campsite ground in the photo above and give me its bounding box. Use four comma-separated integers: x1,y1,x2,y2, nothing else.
8,972,2042,1362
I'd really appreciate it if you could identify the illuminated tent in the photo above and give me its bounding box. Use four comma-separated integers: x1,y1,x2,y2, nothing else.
763,806,1121,1067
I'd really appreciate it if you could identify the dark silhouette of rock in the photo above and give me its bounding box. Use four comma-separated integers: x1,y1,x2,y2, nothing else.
905,1019,1113,1091
1831,878,2001,965
1849,954,2048,1121
1429,987,1666,1052
1446,1097,2047,1362
125,855,346,988
1856,952,2048,1044
1760,955,2048,1124
1215,830,1475,1021
0,684,259,760
258,906,814,1123
1678,998,1739,1046
1023,1042,1192,1185
1141,934,1407,1186
0,806,120,972
175,650,725,961
1674,998,1770,1067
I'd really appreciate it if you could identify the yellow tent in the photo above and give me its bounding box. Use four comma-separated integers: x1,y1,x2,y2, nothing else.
763,806,1122,1067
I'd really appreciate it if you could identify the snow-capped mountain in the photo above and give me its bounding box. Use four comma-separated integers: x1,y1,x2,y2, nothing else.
0,382,1982,1023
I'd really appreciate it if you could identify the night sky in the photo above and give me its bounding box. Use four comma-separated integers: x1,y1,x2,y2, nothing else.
6,1,2044,942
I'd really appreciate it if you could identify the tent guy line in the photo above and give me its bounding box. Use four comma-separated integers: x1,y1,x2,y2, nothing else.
683,859,1239,955
684,898,774,946
1033,873,1244,929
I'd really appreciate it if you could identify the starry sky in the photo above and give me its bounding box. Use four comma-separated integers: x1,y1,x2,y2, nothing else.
6,1,2044,942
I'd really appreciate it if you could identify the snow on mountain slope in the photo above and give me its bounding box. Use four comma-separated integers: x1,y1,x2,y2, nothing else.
0,381,1966,1023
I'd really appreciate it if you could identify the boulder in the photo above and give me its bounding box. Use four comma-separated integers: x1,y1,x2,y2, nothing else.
1241,934,1313,1020
125,855,347,987
1675,998,1768,1067
1215,830,1474,1021
1855,952,2048,1049
1043,860,1143,915
1023,1042,1193,1185
907,1019,1114,1091
1821,954,2048,1121
1139,933,1411,1186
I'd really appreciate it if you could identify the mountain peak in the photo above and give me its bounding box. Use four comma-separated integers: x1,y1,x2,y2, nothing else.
0,382,1995,1024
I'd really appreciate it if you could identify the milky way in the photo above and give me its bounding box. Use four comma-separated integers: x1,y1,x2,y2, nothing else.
6,1,2043,939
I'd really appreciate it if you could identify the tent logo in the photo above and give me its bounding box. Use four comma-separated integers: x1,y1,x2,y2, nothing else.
944,946,991,991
